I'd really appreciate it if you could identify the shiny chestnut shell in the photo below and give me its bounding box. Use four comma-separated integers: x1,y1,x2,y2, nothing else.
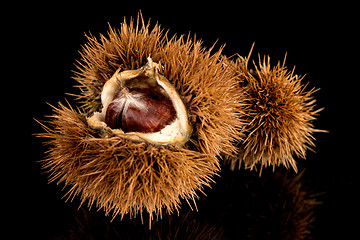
105,88,176,133
87,57,193,147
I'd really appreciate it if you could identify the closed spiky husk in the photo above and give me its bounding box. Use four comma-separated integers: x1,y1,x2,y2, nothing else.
38,14,245,222
226,54,323,172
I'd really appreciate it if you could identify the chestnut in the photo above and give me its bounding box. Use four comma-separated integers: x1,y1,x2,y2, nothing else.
88,57,193,147
105,88,176,133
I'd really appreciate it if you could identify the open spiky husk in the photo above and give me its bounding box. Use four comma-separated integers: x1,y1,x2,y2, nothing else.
226,55,323,172
38,14,245,222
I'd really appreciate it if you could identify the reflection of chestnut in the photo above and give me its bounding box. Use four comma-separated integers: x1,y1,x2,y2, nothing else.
105,88,176,133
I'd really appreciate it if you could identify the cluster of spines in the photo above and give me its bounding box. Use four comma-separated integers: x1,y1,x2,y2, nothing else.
227,53,323,173
38,14,323,224
38,102,219,222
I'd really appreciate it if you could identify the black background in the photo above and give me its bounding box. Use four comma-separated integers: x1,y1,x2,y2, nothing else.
10,2,358,239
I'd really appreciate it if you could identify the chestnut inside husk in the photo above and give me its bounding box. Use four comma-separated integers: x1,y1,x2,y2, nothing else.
105,88,176,133
87,57,193,147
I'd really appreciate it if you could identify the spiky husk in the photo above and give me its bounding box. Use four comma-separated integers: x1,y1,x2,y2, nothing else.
226,55,322,172
39,103,219,221
39,15,245,221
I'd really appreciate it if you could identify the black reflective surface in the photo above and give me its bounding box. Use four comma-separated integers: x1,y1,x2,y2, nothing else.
15,3,357,239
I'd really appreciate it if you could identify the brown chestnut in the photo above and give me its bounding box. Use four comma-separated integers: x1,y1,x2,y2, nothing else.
88,57,192,147
105,88,176,133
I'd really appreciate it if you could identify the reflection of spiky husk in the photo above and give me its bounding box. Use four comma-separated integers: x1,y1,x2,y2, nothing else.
227,55,322,172
244,170,320,240
39,15,245,222
201,168,320,239
55,207,225,239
